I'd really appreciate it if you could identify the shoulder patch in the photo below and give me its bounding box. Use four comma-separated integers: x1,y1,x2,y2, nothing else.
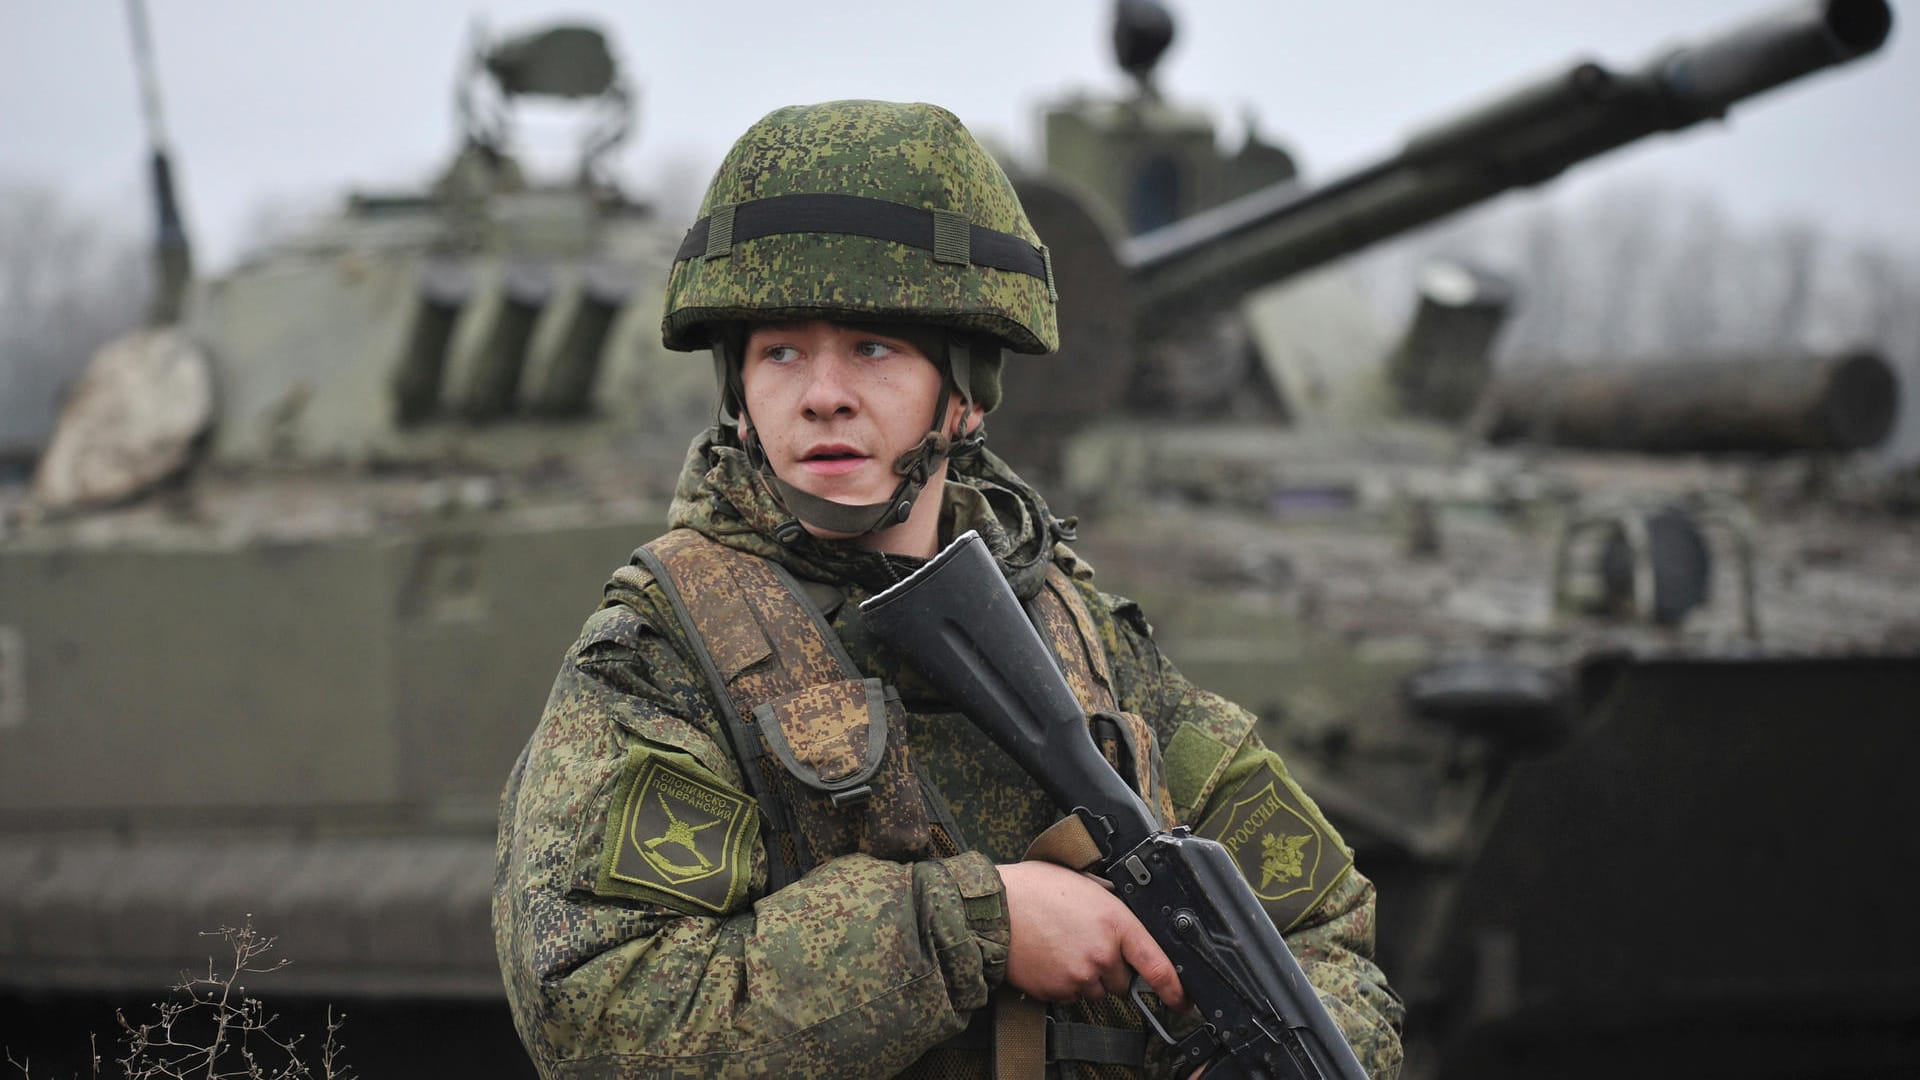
596,749,757,915
1164,721,1233,819
1193,759,1352,932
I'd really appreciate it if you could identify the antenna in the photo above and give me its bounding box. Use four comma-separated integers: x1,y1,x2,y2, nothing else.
123,0,194,325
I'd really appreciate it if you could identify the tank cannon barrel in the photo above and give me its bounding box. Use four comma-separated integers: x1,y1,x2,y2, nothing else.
1480,350,1900,453
1121,0,1892,326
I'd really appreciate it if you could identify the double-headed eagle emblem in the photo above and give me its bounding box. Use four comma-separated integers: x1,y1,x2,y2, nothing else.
1260,831,1310,890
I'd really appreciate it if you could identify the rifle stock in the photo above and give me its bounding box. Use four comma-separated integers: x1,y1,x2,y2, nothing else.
861,531,1370,1079
861,530,1154,841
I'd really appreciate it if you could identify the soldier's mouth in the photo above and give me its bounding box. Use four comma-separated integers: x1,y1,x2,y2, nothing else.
799,445,869,475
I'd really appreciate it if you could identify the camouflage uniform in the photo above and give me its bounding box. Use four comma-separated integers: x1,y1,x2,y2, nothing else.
494,433,1404,1078
495,98,1401,1078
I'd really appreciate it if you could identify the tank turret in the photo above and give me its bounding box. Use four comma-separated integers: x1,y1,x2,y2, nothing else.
184,21,679,471
998,0,1894,470
1043,0,1297,238
28,19,690,513
0,23,680,1067
1021,9,1917,1076
1121,0,1893,326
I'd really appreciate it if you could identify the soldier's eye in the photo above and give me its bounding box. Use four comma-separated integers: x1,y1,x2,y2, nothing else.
763,345,800,364
855,340,900,359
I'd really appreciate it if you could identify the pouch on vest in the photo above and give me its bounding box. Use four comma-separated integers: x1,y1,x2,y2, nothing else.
754,677,931,864
635,530,932,885
1090,708,1167,825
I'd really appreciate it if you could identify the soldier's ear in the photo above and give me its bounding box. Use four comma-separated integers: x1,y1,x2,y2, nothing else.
948,400,985,440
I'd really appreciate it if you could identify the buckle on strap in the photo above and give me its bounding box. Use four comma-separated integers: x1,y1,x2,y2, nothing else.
704,203,736,259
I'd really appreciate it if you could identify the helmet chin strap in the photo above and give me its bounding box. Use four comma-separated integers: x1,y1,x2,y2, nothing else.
729,332,985,541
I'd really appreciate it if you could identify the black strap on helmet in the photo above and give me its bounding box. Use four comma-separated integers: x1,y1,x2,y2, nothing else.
677,193,1057,301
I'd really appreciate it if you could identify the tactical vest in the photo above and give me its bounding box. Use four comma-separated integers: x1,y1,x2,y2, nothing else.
633,529,1178,1080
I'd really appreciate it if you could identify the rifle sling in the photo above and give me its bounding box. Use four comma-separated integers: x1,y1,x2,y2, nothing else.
1022,813,1104,871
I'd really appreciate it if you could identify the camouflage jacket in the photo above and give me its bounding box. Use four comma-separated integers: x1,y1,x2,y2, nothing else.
494,432,1404,1078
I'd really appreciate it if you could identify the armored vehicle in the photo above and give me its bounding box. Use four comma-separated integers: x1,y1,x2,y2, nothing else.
0,19,683,1073
0,2,1909,1076
1027,2,1919,1076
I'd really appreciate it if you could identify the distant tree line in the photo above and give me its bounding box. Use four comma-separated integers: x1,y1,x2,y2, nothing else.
0,180,148,462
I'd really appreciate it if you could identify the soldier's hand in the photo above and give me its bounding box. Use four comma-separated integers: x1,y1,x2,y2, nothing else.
997,860,1188,1011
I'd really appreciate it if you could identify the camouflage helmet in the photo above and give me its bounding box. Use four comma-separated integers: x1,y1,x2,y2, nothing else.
660,100,1059,356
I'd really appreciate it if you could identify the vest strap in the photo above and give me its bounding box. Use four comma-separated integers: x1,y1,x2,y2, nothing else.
642,530,935,878
631,540,803,891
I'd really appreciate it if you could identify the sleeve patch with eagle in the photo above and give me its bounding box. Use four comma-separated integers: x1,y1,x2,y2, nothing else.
1193,759,1352,931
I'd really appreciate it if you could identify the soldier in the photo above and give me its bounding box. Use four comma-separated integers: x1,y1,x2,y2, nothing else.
494,100,1403,1078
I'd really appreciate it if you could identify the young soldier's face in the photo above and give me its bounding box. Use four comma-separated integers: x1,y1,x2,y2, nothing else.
739,321,972,535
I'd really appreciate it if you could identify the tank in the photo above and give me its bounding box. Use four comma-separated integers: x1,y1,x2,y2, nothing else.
0,19,684,1074
1025,2,1919,1077
0,3,1908,1077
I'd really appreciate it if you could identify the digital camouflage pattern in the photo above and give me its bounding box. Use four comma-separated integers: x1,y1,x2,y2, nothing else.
1028,562,1178,829
661,101,1059,355
494,432,1405,1078
641,528,934,874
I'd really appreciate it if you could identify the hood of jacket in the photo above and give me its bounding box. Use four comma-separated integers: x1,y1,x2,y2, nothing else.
665,427,1069,599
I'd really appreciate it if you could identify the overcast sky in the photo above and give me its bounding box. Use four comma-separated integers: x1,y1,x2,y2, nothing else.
2,0,1915,269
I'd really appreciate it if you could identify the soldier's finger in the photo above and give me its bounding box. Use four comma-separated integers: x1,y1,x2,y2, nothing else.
1118,923,1186,1012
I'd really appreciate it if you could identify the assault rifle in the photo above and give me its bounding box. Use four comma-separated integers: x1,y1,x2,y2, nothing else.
860,531,1368,1080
